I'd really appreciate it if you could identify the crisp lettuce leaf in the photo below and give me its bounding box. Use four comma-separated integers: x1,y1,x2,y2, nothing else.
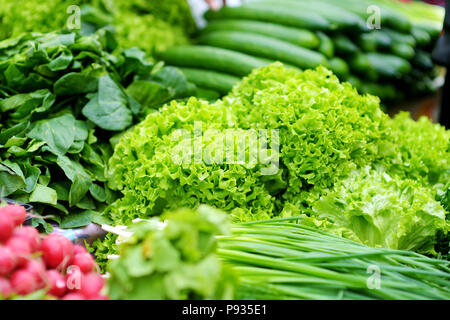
310,166,448,254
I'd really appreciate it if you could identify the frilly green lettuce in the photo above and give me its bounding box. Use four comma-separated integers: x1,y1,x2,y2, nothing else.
108,97,277,224
308,166,447,254
387,112,450,187
107,63,448,255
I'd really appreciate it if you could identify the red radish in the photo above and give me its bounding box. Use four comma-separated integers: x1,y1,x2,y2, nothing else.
61,293,84,300
6,237,31,266
0,205,26,226
0,214,14,243
76,273,104,298
24,259,47,289
45,270,66,297
72,253,95,273
10,269,37,295
13,226,41,252
65,265,83,291
73,245,88,255
41,234,74,269
0,246,17,276
0,277,13,298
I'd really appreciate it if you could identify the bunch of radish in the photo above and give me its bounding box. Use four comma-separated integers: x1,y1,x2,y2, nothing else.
0,204,108,300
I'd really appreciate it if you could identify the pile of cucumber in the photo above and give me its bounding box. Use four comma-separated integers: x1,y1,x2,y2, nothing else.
156,0,443,103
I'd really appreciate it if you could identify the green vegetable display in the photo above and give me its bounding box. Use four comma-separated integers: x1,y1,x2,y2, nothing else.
105,207,450,300
0,30,191,227
0,0,448,302
107,63,449,256
159,0,444,103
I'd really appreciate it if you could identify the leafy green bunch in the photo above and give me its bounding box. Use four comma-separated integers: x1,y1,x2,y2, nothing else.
107,205,236,300
0,0,195,54
0,0,87,40
0,30,190,228
224,64,392,211
108,96,278,224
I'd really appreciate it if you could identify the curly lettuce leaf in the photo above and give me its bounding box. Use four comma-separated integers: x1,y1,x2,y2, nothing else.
310,166,448,255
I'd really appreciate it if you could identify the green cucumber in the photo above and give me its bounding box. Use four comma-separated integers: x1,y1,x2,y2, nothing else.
415,23,442,43
348,52,379,82
411,50,434,71
349,52,371,74
204,5,330,30
358,82,397,101
319,0,411,33
411,27,431,48
384,29,416,48
366,53,412,78
198,31,329,70
201,19,319,49
346,76,362,89
334,35,358,56
247,0,366,31
328,57,350,80
316,32,334,59
156,46,270,77
392,43,415,60
196,87,221,101
178,68,240,95
358,31,392,52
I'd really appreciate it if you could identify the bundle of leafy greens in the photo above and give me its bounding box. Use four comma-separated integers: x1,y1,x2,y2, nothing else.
105,206,450,300
107,63,448,256
0,0,195,53
81,0,196,53
107,205,236,300
0,0,87,40
0,30,191,229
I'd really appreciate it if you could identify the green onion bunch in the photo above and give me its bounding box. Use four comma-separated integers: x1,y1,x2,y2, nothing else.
219,218,450,300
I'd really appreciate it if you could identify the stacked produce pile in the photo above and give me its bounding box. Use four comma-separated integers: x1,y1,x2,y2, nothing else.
104,63,449,260
0,0,196,53
158,0,444,103
0,203,107,300
0,30,192,229
106,206,450,300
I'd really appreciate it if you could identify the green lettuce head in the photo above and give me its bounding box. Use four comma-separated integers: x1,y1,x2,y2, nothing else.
308,166,448,254
107,63,449,255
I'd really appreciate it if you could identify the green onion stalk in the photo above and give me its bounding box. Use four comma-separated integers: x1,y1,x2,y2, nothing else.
217,218,450,300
